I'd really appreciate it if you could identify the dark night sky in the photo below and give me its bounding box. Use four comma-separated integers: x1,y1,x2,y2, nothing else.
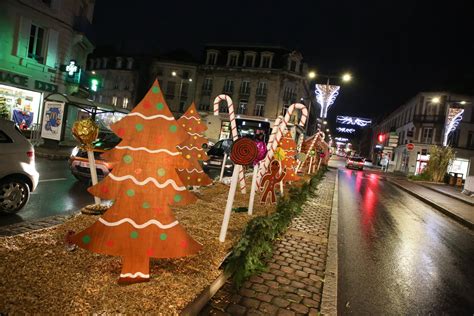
91,0,474,121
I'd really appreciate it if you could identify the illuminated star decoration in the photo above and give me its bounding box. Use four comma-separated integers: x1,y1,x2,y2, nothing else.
336,116,372,127
336,127,355,133
315,84,340,118
66,60,78,77
443,108,464,146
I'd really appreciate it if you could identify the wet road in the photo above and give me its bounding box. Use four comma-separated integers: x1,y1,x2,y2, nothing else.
0,158,93,227
337,168,474,315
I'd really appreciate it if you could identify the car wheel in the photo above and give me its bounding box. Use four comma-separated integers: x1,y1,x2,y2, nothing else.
0,177,31,213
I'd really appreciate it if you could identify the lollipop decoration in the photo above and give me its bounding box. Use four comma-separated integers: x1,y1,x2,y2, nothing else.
72,119,100,204
230,138,258,165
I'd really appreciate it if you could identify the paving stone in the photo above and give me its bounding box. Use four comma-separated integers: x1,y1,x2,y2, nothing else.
264,280,280,289
294,270,308,278
255,292,273,303
241,297,260,309
272,297,291,308
276,260,289,267
285,293,302,303
289,302,309,314
289,263,302,270
312,293,321,302
277,309,296,316
268,288,282,297
276,276,291,285
302,297,319,308
296,288,312,297
250,276,264,284
260,272,276,280
259,302,279,315
246,309,265,316
302,267,316,274
280,266,295,274
226,304,246,315
290,280,306,289
252,283,269,293
308,308,319,316
240,288,256,298
230,294,242,304
270,268,286,277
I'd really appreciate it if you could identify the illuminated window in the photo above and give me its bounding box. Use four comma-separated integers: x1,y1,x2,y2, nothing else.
28,24,45,63
112,96,117,106
122,97,129,108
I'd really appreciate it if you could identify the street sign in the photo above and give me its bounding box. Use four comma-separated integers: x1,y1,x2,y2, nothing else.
406,143,415,151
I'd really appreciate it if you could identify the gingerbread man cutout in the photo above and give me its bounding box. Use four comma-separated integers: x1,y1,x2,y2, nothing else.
260,160,286,204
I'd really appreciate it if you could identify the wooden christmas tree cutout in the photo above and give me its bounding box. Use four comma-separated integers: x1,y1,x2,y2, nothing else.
176,103,212,187
277,132,300,182
69,80,202,284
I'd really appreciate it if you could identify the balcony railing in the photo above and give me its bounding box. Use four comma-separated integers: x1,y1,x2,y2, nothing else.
413,115,445,123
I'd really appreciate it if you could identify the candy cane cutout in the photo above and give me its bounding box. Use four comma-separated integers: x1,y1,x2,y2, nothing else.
213,95,246,194
258,103,308,186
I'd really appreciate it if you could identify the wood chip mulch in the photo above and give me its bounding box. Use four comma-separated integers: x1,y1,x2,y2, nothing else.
0,180,277,314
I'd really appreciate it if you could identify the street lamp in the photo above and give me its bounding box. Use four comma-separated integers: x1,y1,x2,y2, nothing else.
326,128,330,132
308,71,353,119
172,71,193,112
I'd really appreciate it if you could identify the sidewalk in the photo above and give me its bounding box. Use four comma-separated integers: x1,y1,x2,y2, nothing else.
202,169,337,315
387,178,474,229
418,182,474,206
35,145,73,160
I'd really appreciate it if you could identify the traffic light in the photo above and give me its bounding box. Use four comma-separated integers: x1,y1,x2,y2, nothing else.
90,78,100,92
377,133,385,143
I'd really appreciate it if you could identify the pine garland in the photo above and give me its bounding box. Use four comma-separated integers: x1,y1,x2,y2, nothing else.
224,167,327,287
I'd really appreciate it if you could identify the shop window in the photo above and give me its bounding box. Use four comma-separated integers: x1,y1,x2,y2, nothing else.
28,24,45,63
0,84,42,130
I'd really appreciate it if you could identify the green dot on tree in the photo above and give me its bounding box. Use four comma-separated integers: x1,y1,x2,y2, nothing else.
135,124,144,132
174,194,182,202
160,233,167,240
123,155,133,164
130,231,139,239
142,202,150,209
169,125,177,133
126,189,135,197
152,86,160,94
156,102,164,110
82,235,91,244
157,168,166,176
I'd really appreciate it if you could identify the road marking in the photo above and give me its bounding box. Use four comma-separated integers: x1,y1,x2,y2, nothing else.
39,178,68,182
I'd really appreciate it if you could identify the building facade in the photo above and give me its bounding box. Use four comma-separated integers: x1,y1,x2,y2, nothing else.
86,55,138,111
193,44,313,142
0,0,96,144
371,92,474,178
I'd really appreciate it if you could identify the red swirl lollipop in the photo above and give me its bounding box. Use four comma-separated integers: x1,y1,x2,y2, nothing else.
230,138,258,165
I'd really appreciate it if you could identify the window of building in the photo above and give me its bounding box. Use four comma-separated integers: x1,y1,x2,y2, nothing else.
224,80,234,93
198,103,210,111
290,60,297,72
240,80,250,95
116,58,122,69
219,100,227,113
181,82,189,97
227,52,239,67
260,53,273,68
122,97,129,108
113,81,119,89
102,58,108,68
28,24,45,63
98,95,103,103
254,103,265,116
467,131,474,149
112,96,118,106
203,78,213,91
126,58,133,69
243,53,255,67
237,100,248,115
422,127,433,143
282,103,290,116
426,102,437,116
256,82,267,96
206,51,217,65
166,81,176,97
179,101,186,112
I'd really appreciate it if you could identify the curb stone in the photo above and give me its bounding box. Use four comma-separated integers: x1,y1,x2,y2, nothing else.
0,212,79,236
320,169,339,315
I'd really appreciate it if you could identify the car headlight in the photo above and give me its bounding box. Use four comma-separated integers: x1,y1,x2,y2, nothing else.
203,161,208,165
71,147,79,157
225,164,233,168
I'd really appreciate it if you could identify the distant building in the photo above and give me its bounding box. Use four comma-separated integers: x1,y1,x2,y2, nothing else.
86,55,138,111
0,0,101,144
371,92,474,178
193,44,314,142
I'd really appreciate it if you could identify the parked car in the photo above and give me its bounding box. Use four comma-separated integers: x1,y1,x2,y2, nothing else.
69,132,120,183
346,157,365,170
202,139,234,176
364,159,373,168
0,119,39,213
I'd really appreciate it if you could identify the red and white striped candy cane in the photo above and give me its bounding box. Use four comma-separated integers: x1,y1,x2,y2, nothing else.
255,116,282,188
258,103,308,185
213,94,246,194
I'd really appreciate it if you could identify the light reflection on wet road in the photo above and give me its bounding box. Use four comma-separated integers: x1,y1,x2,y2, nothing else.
338,168,474,315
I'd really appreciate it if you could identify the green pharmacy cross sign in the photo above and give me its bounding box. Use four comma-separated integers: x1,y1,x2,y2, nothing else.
65,60,79,77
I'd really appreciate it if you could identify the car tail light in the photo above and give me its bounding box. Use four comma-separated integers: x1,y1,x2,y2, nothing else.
27,150,34,162
358,162,364,165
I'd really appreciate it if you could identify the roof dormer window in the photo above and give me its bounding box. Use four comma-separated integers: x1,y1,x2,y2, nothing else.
206,50,218,65
227,51,240,67
260,52,274,68
243,51,257,67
